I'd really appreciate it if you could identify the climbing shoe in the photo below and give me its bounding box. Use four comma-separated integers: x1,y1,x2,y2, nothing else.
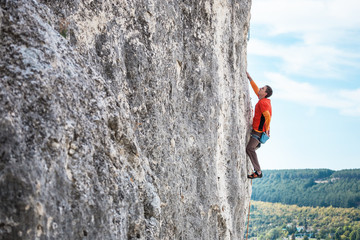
247,171,263,179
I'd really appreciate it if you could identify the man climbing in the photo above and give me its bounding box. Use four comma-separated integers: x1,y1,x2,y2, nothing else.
246,72,272,179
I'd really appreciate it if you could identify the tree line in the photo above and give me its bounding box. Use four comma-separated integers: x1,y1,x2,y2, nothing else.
251,169,360,208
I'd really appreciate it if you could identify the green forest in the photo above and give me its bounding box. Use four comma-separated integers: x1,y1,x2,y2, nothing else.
251,169,360,208
246,201,360,240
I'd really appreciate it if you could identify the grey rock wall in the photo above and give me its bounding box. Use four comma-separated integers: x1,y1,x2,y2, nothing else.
0,0,253,239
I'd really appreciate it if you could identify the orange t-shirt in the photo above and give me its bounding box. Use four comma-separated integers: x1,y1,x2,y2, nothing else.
250,80,272,132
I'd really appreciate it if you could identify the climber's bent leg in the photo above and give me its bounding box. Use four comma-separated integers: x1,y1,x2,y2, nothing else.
246,131,262,172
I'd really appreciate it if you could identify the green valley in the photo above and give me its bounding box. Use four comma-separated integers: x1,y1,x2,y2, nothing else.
246,201,360,240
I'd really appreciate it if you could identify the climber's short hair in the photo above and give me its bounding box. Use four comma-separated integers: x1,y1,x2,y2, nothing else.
265,85,273,98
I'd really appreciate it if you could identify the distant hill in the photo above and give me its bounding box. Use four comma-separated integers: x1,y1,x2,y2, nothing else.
251,169,360,208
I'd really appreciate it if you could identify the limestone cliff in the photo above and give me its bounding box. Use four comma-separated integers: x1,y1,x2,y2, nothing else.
0,0,253,239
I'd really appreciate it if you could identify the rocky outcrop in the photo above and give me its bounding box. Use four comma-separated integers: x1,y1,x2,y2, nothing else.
0,0,253,239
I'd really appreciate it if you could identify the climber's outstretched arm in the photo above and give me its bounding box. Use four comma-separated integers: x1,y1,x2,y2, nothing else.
246,72,259,97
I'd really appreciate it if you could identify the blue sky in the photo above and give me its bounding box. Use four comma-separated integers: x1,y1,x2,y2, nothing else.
247,0,360,170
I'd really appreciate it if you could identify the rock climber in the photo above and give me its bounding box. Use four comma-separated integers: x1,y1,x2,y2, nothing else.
246,72,272,179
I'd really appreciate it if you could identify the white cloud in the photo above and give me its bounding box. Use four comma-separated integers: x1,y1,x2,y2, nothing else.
248,0,360,79
265,72,360,116
338,89,360,116
251,0,360,43
248,39,357,78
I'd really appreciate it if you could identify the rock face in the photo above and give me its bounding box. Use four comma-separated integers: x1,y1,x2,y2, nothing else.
0,0,253,239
